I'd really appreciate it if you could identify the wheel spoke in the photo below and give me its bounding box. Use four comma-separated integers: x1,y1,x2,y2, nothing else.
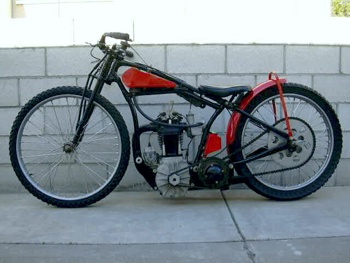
233,84,341,198
11,87,130,207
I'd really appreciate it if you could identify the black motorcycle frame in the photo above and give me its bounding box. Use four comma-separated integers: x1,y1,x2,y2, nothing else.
74,40,291,189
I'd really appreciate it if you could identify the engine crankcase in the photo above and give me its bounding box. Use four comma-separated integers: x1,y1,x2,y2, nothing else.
155,156,190,198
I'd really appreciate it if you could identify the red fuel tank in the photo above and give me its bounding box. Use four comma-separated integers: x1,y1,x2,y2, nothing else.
121,68,177,89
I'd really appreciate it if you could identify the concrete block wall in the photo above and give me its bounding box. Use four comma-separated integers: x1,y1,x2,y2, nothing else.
0,43,349,191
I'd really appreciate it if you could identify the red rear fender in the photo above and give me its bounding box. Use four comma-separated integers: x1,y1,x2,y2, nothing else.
226,78,287,149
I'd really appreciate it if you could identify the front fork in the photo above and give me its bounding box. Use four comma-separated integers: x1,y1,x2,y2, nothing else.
71,79,105,146
71,55,115,146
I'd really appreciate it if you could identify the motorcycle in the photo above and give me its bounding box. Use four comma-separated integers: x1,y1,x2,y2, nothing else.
9,32,343,207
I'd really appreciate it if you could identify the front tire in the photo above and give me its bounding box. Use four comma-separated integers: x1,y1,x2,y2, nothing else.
232,83,342,200
9,87,130,207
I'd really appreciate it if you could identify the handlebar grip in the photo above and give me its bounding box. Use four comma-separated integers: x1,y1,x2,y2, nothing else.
125,50,134,58
106,32,131,41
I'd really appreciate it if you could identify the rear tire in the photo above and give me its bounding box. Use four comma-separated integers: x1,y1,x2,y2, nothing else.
232,83,342,200
9,87,130,207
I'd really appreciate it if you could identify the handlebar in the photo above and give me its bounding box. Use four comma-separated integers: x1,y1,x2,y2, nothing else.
100,32,131,44
98,32,133,58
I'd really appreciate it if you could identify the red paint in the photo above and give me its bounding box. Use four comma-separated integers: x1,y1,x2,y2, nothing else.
204,133,222,156
269,72,293,137
122,68,177,89
226,78,287,149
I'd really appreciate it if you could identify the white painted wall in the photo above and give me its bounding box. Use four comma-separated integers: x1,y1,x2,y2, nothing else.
1,0,349,47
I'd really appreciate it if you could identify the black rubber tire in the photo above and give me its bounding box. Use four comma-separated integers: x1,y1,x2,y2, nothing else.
232,83,342,200
9,87,130,207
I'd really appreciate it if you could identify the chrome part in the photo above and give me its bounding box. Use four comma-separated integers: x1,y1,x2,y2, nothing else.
135,156,143,164
143,145,158,167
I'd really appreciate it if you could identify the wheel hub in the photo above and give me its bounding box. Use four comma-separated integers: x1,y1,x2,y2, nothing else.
268,118,315,168
63,142,76,153
198,157,230,189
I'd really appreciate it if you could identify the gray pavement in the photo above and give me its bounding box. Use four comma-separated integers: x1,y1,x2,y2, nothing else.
1,186,350,262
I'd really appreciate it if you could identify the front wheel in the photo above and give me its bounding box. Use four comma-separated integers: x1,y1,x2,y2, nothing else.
9,87,130,207
232,83,342,200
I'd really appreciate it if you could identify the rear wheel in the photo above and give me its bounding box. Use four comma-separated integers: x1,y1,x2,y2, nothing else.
9,87,130,207
232,83,342,200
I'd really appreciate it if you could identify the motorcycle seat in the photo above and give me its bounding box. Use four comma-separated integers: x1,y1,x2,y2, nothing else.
199,85,251,98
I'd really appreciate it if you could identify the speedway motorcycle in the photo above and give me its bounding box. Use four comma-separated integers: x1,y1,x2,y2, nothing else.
9,33,342,207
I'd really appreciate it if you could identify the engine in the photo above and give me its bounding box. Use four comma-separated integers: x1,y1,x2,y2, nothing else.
142,105,192,197
156,110,184,157
141,103,230,197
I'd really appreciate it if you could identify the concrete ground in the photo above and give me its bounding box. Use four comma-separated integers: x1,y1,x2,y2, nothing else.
1,186,350,262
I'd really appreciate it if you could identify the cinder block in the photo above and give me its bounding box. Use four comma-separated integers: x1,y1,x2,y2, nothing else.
286,46,339,74
46,47,94,76
0,79,19,106
198,74,255,87
0,165,24,193
116,104,159,132
325,171,336,187
136,93,187,105
227,45,283,74
335,159,350,186
77,78,128,105
338,103,350,131
283,75,313,87
341,131,350,159
257,74,312,87
167,45,225,74
0,48,45,77
101,83,128,105
0,108,21,136
255,75,269,85
117,164,152,191
341,47,350,74
313,75,350,102
130,45,166,71
186,105,225,133
0,136,10,163
172,74,197,87
19,77,76,105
